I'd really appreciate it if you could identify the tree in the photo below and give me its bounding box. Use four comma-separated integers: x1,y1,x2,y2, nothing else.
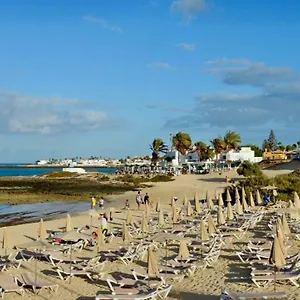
297,141,300,148
172,132,192,155
286,144,297,151
194,141,215,161
267,130,277,151
224,130,241,150
149,138,168,165
243,144,263,157
210,137,226,154
262,139,270,152
277,141,285,151
237,161,263,177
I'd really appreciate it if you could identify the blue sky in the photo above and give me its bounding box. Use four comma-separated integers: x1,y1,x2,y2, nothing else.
0,0,300,162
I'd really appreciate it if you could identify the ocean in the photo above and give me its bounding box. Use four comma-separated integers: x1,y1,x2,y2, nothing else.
0,164,117,176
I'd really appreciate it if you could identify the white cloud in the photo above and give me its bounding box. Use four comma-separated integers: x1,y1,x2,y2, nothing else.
0,89,113,134
177,43,195,51
171,0,206,21
147,62,172,69
83,16,123,33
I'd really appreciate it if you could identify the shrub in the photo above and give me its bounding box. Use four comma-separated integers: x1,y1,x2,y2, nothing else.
237,161,263,177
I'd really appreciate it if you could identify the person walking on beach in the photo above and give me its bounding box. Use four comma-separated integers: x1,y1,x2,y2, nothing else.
91,196,96,209
98,197,104,209
144,192,150,205
136,191,142,210
99,213,109,236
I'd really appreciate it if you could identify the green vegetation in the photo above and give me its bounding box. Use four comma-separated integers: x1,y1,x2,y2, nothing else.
40,171,77,178
237,161,264,177
172,132,192,155
149,138,168,165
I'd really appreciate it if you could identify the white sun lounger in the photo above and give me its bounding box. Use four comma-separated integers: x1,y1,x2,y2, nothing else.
220,288,288,299
0,273,25,298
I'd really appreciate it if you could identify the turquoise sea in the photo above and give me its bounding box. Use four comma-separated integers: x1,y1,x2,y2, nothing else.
0,164,117,176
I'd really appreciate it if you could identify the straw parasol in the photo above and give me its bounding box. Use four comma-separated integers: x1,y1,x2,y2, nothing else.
158,210,165,227
269,235,286,268
38,219,47,240
226,189,232,202
207,213,216,234
217,206,226,225
249,192,255,208
126,209,133,225
171,197,176,208
65,214,73,232
241,187,246,201
281,213,291,235
172,206,178,223
147,246,159,276
200,220,208,241
97,226,105,251
235,187,240,202
288,201,300,220
294,192,300,210
187,201,193,216
122,222,131,243
276,227,286,256
207,196,214,210
194,194,201,214
156,199,161,212
178,240,190,259
183,193,188,206
235,199,243,215
218,193,224,207
2,227,10,251
227,202,234,220
16,239,58,250
241,192,249,212
141,213,149,233
256,190,262,205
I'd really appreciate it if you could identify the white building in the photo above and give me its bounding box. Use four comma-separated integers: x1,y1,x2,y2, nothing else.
218,147,262,163
36,160,49,165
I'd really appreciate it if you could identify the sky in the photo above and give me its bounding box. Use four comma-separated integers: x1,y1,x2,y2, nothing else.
1,0,300,162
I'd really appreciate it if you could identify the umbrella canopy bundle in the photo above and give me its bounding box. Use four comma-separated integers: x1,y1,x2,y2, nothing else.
126,209,133,225
38,219,48,240
294,192,300,210
241,187,246,201
241,192,249,212
2,227,10,250
227,202,234,220
194,192,201,213
288,201,300,220
187,201,193,216
141,213,149,233
235,187,240,202
171,197,176,208
178,240,190,259
200,220,208,241
218,193,224,207
256,190,262,205
249,192,255,208
276,227,286,256
97,226,105,251
156,199,161,212
281,213,291,235
158,210,165,227
217,206,226,225
226,189,232,203
122,222,131,243
207,196,214,210
269,236,286,269
172,206,178,223
235,200,244,215
147,246,159,276
207,213,216,234
65,214,73,232
183,193,188,206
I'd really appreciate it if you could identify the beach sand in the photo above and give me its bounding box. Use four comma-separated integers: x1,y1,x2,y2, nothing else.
1,168,299,299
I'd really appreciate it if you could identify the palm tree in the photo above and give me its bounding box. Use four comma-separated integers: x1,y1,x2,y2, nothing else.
149,138,168,165
195,141,215,161
210,137,226,154
223,131,241,150
172,132,192,155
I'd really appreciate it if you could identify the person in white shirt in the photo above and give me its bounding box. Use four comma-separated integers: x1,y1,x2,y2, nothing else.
77,225,90,233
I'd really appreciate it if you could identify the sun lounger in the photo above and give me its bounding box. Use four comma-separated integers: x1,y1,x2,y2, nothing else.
220,288,288,299
55,264,99,281
0,273,24,298
48,251,83,266
16,272,59,294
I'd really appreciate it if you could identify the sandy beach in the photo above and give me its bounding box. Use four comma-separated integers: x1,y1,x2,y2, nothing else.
1,168,299,299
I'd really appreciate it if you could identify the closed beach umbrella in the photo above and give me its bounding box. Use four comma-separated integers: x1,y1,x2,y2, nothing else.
194,192,201,213
2,227,10,250
207,213,216,234
226,189,232,202
141,213,149,233
65,214,73,232
97,226,105,251
178,240,190,258
249,192,255,208
158,210,165,227
122,222,131,243
281,213,291,235
171,197,176,208
288,201,300,220
183,193,188,206
38,219,47,240
242,193,249,212
269,236,286,269
205,190,209,202
294,192,300,210
200,220,208,241
276,226,286,256
147,246,159,276
172,206,178,223
156,199,160,212
235,187,240,202
218,193,224,207
217,206,226,225
207,197,214,210
227,202,234,220
241,187,246,202
126,209,133,225
235,200,243,215
276,218,283,233
256,190,262,205
187,201,193,216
